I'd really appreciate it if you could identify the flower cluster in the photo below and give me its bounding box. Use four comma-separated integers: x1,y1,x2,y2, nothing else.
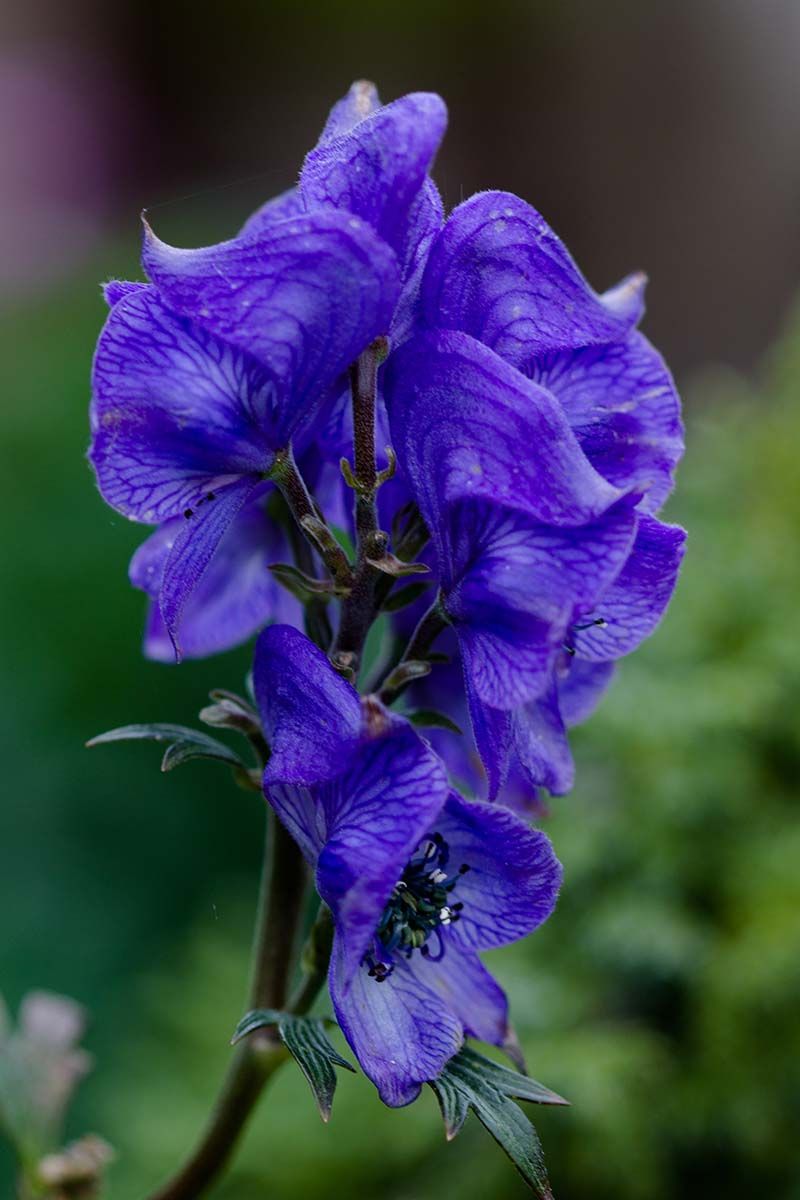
89,82,685,1109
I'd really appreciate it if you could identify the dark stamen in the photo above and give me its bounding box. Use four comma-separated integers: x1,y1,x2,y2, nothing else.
363,832,470,982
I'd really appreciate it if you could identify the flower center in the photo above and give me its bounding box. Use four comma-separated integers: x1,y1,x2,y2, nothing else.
364,833,470,983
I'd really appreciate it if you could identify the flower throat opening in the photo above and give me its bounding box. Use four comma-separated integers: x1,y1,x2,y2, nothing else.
364,833,470,983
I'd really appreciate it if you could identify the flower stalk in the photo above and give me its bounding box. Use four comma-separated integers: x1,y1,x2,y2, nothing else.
332,339,390,673
144,809,311,1200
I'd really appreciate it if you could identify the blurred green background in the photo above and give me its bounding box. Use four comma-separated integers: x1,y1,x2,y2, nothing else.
2,1,800,1197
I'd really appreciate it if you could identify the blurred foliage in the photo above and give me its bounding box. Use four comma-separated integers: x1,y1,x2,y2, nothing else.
1,251,799,1198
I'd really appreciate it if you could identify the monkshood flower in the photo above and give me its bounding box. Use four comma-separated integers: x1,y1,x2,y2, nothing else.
245,80,447,344
91,82,446,659
89,209,398,657
254,625,561,1106
418,190,684,514
387,330,685,798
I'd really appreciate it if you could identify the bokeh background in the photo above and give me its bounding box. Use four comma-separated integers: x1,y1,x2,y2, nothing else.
2,1,799,1196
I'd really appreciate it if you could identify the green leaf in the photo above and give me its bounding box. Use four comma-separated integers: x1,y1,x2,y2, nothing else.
381,581,432,613
430,1047,567,1197
230,1008,284,1043
453,1046,568,1107
231,1009,355,1123
278,1015,355,1122
86,723,248,776
430,1070,470,1140
406,708,463,736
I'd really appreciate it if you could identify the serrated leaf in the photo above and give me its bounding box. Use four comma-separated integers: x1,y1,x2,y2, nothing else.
381,581,432,613
431,1047,567,1198
87,723,247,775
406,709,463,736
231,1009,354,1123
278,1015,355,1122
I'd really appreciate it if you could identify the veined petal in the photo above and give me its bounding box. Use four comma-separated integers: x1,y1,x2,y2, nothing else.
386,330,625,532
392,178,444,344
406,941,510,1046
434,791,562,950
465,678,514,801
329,938,462,1108
103,279,148,307
512,685,575,796
421,190,644,362
256,625,362,786
90,286,278,522
444,498,637,708
557,658,616,727
301,92,447,259
142,209,400,441
157,477,261,660
264,782,327,867
531,333,684,512
573,516,687,660
316,726,449,986
130,494,301,662
457,622,564,715
238,186,307,240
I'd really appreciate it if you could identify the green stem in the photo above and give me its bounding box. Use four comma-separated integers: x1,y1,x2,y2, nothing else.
143,812,306,1200
288,906,334,1016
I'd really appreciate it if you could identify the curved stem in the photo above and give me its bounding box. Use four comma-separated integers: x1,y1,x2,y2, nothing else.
145,1039,285,1200
288,906,334,1016
143,811,306,1200
250,812,307,1009
379,597,449,707
270,447,353,591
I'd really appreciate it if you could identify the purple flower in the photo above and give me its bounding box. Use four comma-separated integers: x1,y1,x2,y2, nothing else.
254,626,561,1106
386,330,685,798
418,190,684,512
90,210,397,656
239,81,446,351
90,83,447,659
